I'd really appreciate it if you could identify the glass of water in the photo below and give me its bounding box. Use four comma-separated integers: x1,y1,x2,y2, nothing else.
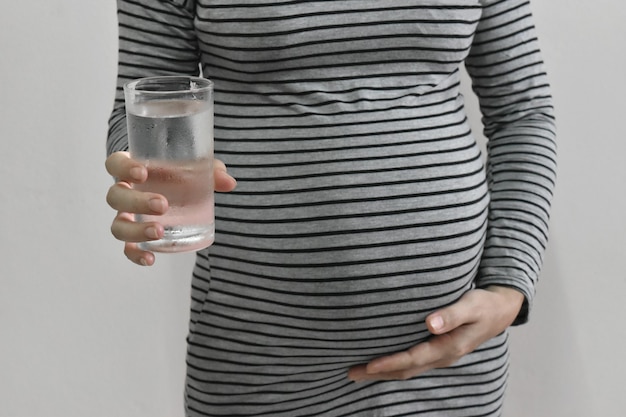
124,76,215,253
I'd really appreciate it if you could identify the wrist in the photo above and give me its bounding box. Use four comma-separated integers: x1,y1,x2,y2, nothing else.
482,285,525,322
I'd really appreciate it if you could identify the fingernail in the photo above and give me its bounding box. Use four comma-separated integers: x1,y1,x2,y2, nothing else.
430,315,444,332
145,226,160,239
148,198,165,213
139,258,149,266
130,167,144,181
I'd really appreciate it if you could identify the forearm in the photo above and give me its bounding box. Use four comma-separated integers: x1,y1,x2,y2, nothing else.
466,0,557,324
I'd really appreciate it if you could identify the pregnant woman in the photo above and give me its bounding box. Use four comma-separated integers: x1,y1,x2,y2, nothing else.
105,1,556,416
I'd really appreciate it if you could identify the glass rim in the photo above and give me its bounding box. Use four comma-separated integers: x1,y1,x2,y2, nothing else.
123,75,214,95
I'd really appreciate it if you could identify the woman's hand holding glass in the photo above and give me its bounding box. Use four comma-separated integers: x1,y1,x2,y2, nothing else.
105,151,237,266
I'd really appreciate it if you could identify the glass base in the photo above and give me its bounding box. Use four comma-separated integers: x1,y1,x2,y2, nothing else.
138,224,214,253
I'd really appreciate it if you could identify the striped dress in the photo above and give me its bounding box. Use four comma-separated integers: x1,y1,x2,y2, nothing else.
108,1,556,416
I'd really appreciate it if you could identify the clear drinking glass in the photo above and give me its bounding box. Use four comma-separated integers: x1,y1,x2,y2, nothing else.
124,76,215,253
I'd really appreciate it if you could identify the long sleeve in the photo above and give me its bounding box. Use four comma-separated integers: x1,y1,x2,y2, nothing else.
107,0,199,156
466,0,557,324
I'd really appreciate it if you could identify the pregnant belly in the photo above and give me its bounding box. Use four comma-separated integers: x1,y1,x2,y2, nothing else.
191,145,489,368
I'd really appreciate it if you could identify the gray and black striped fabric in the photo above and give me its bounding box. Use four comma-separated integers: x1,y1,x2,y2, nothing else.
108,1,556,415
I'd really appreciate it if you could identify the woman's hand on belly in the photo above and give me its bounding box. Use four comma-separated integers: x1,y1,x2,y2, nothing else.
347,286,524,382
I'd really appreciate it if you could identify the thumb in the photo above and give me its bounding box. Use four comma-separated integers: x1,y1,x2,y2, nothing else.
214,159,237,192
425,292,477,335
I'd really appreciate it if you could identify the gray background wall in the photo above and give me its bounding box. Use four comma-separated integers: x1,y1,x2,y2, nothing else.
1,1,624,416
